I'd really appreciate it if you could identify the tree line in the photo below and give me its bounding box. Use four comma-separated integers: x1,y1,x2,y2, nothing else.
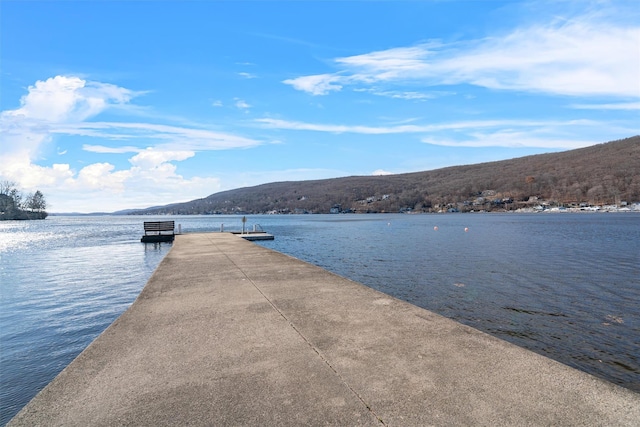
0,181,48,220
127,136,640,215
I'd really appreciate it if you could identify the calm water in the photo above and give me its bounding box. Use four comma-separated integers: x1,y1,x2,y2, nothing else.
1,213,639,424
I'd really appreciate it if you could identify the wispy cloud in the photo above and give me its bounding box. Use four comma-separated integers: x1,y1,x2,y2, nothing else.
257,117,426,134
258,117,592,134
354,87,440,100
238,72,257,79
59,121,260,150
256,117,614,149
421,132,596,149
82,145,141,154
570,102,640,110
284,11,640,98
234,98,251,110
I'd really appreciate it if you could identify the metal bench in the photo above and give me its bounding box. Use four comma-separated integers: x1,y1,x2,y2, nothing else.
141,221,175,242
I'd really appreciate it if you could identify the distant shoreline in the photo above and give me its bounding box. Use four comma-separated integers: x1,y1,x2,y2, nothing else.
47,208,640,216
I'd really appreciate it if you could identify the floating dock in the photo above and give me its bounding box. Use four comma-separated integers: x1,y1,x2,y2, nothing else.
233,231,275,241
9,233,639,426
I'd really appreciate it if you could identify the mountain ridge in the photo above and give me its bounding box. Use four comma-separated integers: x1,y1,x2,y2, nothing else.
121,136,640,215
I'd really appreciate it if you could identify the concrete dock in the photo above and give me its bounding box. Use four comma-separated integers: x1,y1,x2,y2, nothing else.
9,233,640,426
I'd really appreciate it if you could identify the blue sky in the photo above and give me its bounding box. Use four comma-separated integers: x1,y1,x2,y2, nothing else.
1,0,638,213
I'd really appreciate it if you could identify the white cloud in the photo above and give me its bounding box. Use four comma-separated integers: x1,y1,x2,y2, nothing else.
0,75,264,212
76,163,128,192
129,148,195,169
0,76,139,162
238,72,257,79
0,153,75,189
0,145,222,212
235,99,251,109
3,75,135,122
49,165,224,212
283,74,343,95
285,12,640,98
372,169,394,176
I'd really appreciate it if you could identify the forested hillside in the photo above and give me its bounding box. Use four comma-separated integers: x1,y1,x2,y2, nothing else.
127,136,639,215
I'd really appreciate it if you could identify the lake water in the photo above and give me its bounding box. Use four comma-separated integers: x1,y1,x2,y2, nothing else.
1,213,639,425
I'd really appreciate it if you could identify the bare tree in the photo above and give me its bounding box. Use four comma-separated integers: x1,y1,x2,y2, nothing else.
0,180,17,195
0,181,23,208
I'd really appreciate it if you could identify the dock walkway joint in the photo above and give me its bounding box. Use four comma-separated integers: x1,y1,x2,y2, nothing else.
9,233,640,426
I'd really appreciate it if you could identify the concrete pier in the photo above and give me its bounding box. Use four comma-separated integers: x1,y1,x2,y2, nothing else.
9,233,640,426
